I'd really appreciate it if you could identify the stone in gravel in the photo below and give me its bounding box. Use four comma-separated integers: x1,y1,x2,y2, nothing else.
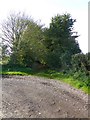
39,112,41,115
72,103,75,106
51,101,55,105
57,108,61,112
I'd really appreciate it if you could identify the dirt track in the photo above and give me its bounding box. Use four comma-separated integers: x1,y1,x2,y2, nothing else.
1,75,89,118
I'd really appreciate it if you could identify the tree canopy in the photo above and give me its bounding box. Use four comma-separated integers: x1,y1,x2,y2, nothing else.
44,13,81,69
1,12,82,70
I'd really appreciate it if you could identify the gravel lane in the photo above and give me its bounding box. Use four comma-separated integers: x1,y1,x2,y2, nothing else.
2,75,89,118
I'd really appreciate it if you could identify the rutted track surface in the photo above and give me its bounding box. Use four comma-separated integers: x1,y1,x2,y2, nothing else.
2,75,88,118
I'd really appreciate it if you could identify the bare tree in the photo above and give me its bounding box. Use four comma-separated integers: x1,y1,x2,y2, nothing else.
1,12,31,53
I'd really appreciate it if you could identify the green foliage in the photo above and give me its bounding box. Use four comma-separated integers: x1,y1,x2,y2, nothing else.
46,51,61,69
71,52,90,88
2,64,33,75
6,15,47,67
71,53,90,73
1,65,89,94
2,12,81,70
18,21,47,67
44,13,81,69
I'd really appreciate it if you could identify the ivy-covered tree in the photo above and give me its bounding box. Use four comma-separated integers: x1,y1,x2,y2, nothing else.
14,21,47,67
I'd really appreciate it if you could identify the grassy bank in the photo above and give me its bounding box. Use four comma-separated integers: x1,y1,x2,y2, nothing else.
1,65,89,94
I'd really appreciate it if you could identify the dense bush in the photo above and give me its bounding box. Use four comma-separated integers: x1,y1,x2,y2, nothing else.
71,53,90,73
71,53,90,87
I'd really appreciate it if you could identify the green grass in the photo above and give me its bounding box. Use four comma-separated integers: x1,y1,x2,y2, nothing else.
1,65,33,75
2,71,29,75
1,65,89,94
35,70,89,94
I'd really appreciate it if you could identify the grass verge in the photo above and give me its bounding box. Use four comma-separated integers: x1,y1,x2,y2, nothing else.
1,65,89,94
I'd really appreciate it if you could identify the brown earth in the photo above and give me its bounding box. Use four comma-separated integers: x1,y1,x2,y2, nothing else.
1,75,89,118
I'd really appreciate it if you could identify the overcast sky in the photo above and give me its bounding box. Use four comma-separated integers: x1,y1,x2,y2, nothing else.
0,0,88,53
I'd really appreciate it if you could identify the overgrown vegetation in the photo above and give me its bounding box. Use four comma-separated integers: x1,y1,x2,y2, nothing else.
0,12,90,94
